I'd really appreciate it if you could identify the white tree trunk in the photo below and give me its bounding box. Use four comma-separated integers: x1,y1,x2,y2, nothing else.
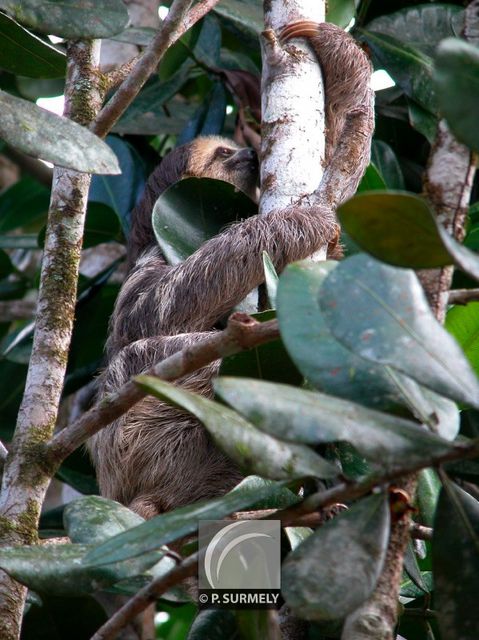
260,0,327,259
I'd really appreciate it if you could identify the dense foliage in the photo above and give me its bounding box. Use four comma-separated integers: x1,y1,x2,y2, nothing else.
0,1,478,639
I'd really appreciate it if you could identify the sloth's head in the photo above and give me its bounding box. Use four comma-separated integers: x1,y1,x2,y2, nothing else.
128,136,259,267
185,136,259,203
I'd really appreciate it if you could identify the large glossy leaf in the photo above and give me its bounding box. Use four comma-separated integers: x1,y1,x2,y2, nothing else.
83,202,121,248
0,12,65,78
277,260,460,438
326,0,355,28
361,30,437,113
21,593,107,640
282,493,390,620
213,0,262,35
319,254,479,409
136,375,338,480
115,63,195,136
338,192,452,268
339,190,479,281
371,140,405,190
55,448,98,495
152,177,257,265
89,136,146,236
446,302,479,379
84,477,300,566
0,0,129,39
64,496,144,545
0,543,164,596
416,468,441,527
214,378,454,471
433,481,479,640
188,610,238,640
0,91,120,174
0,177,49,233
434,38,479,154
366,5,464,57
219,309,302,386
356,163,387,193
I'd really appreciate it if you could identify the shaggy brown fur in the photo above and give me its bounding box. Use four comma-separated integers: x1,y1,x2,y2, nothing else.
87,23,374,519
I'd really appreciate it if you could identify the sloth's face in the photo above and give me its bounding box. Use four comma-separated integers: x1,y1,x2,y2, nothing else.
188,136,260,203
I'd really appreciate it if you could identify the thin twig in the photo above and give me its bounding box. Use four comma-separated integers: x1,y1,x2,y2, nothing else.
448,288,479,305
269,438,479,528
90,553,198,640
93,0,221,138
89,437,479,639
104,53,142,92
409,522,433,542
47,313,279,463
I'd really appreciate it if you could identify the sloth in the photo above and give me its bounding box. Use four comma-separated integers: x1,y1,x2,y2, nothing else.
87,22,374,519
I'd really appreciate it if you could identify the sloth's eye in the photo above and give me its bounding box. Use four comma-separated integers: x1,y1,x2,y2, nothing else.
216,147,234,158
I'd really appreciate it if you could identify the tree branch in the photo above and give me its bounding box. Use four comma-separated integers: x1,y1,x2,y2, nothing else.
345,23,477,637
0,40,105,640
448,288,479,305
409,522,433,542
47,314,279,463
270,439,479,527
93,0,222,138
90,553,199,640
90,437,479,640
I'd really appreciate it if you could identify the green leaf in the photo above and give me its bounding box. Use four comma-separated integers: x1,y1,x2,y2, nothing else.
0,90,121,174
284,526,313,551
89,135,146,236
446,303,479,379
434,38,479,154
219,330,303,387
262,252,278,308
339,190,479,282
0,249,13,279
64,496,144,545
21,594,107,640
84,477,300,567
319,254,479,409
214,378,454,471
277,260,460,438
83,202,121,248
0,11,65,78
400,571,433,598
408,100,437,143
403,540,428,594
365,5,463,58
136,375,338,480
55,447,98,495
357,163,387,193
0,0,129,39
361,30,437,113
282,493,390,621
152,177,257,265
338,192,452,268
371,140,405,190
213,0,262,36
416,468,441,527
0,177,49,233
116,62,195,136
0,543,164,596
433,481,479,640
436,221,479,282
188,610,238,640
326,0,355,28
